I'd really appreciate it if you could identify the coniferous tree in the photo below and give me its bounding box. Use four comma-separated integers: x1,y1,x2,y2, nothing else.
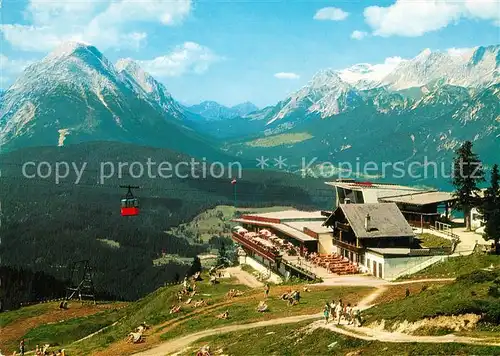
452,141,485,230
480,164,500,254
188,256,202,276
217,241,228,267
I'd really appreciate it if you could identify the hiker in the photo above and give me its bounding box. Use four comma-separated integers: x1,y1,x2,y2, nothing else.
353,305,362,327
264,284,270,298
405,288,410,298
323,303,330,324
335,299,343,324
346,303,353,325
329,300,336,322
19,340,25,356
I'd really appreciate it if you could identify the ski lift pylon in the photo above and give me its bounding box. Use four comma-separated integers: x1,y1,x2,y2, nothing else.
120,185,140,216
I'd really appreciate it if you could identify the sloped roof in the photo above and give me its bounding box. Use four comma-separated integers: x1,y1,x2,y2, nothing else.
380,191,456,206
337,203,414,239
241,210,324,221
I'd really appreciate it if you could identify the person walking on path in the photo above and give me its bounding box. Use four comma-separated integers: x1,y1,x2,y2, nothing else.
264,284,270,298
323,302,330,324
336,299,343,325
329,300,336,322
19,340,25,356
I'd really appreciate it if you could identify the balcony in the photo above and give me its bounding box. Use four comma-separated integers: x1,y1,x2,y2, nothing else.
333,238,362,253
232,232,278,262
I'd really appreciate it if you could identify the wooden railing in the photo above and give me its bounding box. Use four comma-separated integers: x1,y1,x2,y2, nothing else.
231,232,278,262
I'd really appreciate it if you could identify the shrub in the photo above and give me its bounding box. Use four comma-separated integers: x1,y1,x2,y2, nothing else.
488,285,500,298
483,302,500,324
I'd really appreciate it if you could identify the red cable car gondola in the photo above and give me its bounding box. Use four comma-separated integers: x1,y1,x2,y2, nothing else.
120,185,139,216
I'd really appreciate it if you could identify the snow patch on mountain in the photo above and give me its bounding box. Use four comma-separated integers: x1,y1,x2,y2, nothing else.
381,46,499,90
337,57,406,88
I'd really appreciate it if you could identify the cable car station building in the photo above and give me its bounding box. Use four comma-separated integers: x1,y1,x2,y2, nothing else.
326,180,456,230
229,180,457,281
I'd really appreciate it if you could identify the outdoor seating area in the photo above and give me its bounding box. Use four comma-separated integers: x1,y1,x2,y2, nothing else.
234,228,303,257
306,253,359,275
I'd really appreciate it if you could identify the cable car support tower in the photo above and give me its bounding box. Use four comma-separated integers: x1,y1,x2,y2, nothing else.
65,260,96,304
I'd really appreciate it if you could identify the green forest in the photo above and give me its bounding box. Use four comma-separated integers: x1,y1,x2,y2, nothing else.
0,142,332,310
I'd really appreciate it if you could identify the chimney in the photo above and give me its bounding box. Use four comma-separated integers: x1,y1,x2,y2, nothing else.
344,198,351,204
365,213,371,231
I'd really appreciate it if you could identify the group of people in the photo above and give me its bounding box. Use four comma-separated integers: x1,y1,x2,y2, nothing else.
280,289,301,306
15,341,66,356
322,299,362,326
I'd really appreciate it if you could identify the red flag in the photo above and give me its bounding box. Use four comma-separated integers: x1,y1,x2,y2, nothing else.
231,179,237,185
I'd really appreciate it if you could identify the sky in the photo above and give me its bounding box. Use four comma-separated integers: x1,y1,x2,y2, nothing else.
1,0,499,107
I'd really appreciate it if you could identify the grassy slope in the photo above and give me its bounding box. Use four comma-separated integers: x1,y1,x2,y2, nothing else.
416,233,453,248
403,253,500,280
159,285,372,342
0,302,126,353
63,275,371,355
179,321,500,356
365,268,500,337
0,303,52,328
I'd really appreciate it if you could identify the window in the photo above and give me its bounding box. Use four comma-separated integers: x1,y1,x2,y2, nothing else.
367,258,370,268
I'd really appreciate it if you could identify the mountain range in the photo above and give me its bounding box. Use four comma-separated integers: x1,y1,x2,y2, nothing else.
186,101,259,120
1,42,499,182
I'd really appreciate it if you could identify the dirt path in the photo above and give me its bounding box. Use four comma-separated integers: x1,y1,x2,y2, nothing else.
132,313,323,356
225,267,264,288
312,321,500,346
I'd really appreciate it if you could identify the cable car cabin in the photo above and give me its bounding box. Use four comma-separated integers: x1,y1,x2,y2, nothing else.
121,198,139,216
120,185,140,216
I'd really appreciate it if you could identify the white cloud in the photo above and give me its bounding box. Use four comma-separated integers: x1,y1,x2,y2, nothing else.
137,42,223,77
314,7,349,21
1,0,192,52
351,30,368,40
0,55,34,87
274,72,300,80
364,0,500,37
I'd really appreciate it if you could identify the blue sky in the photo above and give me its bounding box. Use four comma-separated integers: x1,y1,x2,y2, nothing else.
1,0,499,107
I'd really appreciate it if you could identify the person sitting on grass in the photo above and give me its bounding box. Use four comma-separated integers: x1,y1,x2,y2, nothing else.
169,305,181,314
257,301,268,312
216,310,229,319
194,299,207,308
196,345,211,356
